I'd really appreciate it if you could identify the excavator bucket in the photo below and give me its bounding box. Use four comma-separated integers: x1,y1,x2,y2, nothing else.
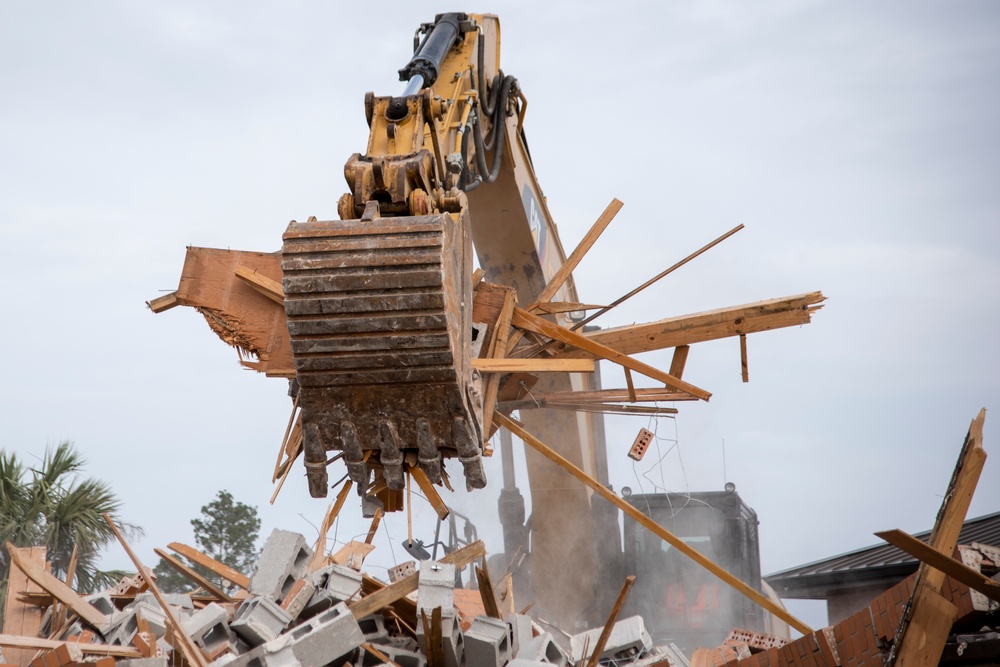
280,210,486,497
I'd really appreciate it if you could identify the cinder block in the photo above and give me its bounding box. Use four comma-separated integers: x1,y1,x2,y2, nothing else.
232,597,293,647
507,661,549,667
569,615,651,663
415,611,463,667
250,530,313,604
302,564,363,617
119,658,169,667
356,615,389,646
274,602,363,667
417,561,455,615
465,615,512,667
506,614,534,658
515,632,567,666
83,593,116,617
181,603,238,658
355,645,426,667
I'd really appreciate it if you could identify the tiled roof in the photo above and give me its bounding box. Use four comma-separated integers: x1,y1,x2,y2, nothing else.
764,510,1000,599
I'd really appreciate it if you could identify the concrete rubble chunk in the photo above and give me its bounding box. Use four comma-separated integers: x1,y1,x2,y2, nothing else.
507,661,550,667
263,602,364,667
506,614,534,658
280,578,316,622
569,615,651,663
182,602,238,659
355,645,426,667
301,563,363,617
415,611,463,667
232,596,293,647
515,632,568,667
119,659,169,667
250,529,313,604
356,614,389,646
464,615,512,667
417,561,455,615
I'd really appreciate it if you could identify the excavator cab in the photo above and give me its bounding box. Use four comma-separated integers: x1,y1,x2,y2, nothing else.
622,488,765,652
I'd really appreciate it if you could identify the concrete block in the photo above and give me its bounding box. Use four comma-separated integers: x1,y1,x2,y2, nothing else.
507,661,549,667
465,615,512,667
516,633,567,666
83,593,117,617
416,561,454,615
355,645,426,667
506,614,534,658
356,615,389,646
302,564,363,617
182,603,238,657
569,615,651,663
250,529,313,603
209,655,239,667
258,602,363,667
119,659,169,667
415,611,463,667
232,597,293,647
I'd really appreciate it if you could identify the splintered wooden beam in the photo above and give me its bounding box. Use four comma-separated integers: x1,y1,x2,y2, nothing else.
408,466,450,521
310,480,355,571
512,307,711,400
875,530,1000,603
740,334,749,383
482,286,516,438
669,345,690,379
235,265,284,305
349,540,486,620
365,508,384,545
0,635,141,659
5,543,109,630
153,549,232,602
471,358,595,373
531,199,623,306
103,514,208,667
474,566,502,619
890,409,987,665
562,292,825,358
494,413,812,636
167,543,250,590
501,388,695,406
3,546,47,667
587,576,636,667
146,292,179,313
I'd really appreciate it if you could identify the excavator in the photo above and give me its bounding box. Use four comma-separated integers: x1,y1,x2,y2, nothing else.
150,12,824,651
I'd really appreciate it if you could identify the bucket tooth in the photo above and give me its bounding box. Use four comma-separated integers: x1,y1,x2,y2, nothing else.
379,420,405,490
416,418,443,484
341,421,370,486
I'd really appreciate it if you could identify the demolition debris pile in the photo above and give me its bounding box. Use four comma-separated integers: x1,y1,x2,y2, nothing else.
2,528,690,667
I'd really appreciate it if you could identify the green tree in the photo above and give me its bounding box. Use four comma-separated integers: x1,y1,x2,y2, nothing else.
0,442,138,624
153,490,260,594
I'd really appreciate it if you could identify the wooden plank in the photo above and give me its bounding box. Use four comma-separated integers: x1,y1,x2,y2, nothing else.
669,345,690,379
310,480,355,571
875,529,1000,602
0,635,141,658
167,543,250,590
409,467,450,521
563,292,825,358
471,358,595,373
530,302,606,315
146,292,179,313
482,287,516,440
103,514,208,667
153,549,232,602
474,566,502,620
4,543,108,630
2,546,46,667
740,334,749,383
349,540,486,620
888,408,987,666
365,509,383,545
331,541,376,570
235,265,284,304
623,368,636,403
501,388,695,406
530,199,622,306
512,308,711,400
494,413,812,636
586,576,636,667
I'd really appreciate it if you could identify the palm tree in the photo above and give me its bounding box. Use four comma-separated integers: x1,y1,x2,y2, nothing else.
0,441,139,624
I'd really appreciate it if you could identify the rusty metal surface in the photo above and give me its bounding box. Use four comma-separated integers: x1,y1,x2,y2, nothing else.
281,212,485,498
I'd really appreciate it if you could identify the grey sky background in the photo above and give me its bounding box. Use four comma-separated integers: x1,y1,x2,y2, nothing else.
2,1,999,632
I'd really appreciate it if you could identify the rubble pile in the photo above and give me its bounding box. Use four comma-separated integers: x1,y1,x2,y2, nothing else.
1,529,689,667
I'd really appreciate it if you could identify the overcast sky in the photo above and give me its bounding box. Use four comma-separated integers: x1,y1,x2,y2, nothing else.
2,1,999,632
